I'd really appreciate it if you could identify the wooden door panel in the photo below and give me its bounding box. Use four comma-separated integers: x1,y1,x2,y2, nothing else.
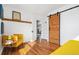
49,32,59,39
50,21,59,25
50,26,59,31
49,13,60,46
52,39,59,44
49,30,59,33
50,20,59,25
50,34,59,39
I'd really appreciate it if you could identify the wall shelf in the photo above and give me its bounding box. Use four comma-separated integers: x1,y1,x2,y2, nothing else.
2,18,32,24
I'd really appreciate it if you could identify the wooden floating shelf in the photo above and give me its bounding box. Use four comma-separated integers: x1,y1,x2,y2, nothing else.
2,18,32,24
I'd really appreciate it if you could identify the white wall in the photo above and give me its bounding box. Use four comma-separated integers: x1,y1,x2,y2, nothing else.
2,4,49,41
3,4,33,21
3,21,32,42
40,17,49,41
3,4,36,41
60,6,79,45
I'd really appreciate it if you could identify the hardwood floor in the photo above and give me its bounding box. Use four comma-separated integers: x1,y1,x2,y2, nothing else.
2,39,59,55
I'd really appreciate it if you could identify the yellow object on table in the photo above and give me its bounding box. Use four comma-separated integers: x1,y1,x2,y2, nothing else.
50,40,79,55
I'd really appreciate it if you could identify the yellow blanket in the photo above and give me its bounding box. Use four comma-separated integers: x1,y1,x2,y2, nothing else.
51,40,79,55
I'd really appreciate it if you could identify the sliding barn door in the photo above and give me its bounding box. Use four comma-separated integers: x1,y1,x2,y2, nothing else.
49,13,60,46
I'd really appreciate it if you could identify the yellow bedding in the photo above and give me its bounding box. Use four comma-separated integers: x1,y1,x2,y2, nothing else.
50,40,79,55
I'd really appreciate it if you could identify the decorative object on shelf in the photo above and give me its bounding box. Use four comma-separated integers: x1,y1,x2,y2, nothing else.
12,11,21,21
0,4,3,19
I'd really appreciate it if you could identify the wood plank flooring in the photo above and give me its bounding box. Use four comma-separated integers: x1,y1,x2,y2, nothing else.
2,39,59,55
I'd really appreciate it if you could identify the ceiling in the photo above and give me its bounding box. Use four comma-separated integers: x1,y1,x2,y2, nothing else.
4,4,65,17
